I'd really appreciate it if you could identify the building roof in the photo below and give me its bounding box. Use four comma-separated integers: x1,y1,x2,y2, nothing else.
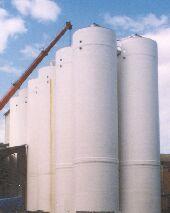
161,154,170,162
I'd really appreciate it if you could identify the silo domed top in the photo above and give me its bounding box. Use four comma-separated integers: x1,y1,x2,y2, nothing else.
18,87,27,98
10,96,19,107
28,79,39,94
90,23,101,27
38,65,55,80
72,24,116,49
55,46,73,66
120,35,157,57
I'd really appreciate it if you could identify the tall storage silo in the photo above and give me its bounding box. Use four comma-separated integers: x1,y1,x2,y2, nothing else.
27,79,39,211
18,88,28,144
55,47,74,213
37,65,56,212
73,25,119,212
4,110,10,144
9,96,19,147
118,36,160,213
9,88,27,147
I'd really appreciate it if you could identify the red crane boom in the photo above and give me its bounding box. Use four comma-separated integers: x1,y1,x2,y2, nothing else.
0,21,72,111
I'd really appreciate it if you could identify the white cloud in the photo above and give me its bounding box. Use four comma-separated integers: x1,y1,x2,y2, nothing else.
104,13,168,33
12,0,31,15
145,28,170,153
0,64,19,75
0,7,26,53
12,0,61,22
20,33,51,58
20,44,40,58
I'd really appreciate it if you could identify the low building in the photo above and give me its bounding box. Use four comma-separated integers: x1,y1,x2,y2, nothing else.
161,154,170,213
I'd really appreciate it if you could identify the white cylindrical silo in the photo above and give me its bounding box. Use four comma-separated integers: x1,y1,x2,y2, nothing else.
37,65,56,212
18,88,28,144
27,79,39,211
73,25,119,212
9,88,27,147
118,36,160,213
4,110,10,144
9,96,19,147
55,47,74,213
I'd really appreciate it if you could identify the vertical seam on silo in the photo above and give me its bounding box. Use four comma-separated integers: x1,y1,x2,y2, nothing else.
50,78,55,212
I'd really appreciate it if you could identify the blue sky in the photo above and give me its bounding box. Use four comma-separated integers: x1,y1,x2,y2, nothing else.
0,0,169,153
